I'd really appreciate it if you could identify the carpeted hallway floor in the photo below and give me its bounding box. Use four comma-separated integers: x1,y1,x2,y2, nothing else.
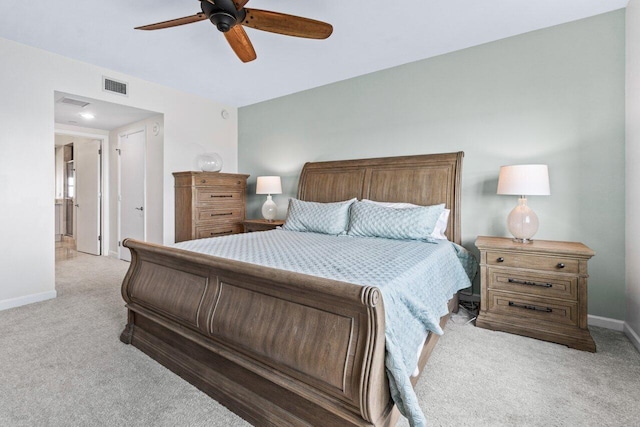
1,253,639,426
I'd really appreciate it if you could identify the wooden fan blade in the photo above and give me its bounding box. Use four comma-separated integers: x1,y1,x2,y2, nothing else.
233,0,250,10
242,9,333,39
205,0,249,12
135,13,207,30
224,25,257,63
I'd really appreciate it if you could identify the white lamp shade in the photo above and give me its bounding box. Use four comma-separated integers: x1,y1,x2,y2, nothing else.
497,165,550,196
256,176,282,195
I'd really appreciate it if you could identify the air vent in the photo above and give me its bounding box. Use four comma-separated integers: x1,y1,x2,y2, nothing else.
102,76,128,96
59,97,90,108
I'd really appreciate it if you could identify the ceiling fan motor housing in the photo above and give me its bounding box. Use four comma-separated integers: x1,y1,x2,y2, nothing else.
202,0,246,32
211,12,236,32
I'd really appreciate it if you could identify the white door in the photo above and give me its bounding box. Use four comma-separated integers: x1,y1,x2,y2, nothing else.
119,130,146,262
75,140,101,255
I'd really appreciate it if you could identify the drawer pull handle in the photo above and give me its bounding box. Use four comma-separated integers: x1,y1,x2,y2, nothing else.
201,179,206,183
497,257,504,263
211,212,232,217
210,230,233,236
508,278,552,288
557,263,565,269
508,301,553,313
211,195,233,198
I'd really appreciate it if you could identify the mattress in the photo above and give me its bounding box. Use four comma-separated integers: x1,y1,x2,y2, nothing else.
174,229,477,426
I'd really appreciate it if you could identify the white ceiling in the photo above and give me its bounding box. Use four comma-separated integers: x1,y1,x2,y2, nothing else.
0,0,627,107
54,91,160,130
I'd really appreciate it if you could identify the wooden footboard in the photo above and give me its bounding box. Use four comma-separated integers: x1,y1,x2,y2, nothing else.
120,238,394,426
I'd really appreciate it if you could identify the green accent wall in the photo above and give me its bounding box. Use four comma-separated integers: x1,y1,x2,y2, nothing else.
239,11,626,320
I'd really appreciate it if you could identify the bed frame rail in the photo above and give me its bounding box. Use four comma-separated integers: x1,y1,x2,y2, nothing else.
120,238,391,426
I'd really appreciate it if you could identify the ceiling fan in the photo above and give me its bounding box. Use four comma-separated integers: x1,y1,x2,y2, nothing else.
135,0,333,63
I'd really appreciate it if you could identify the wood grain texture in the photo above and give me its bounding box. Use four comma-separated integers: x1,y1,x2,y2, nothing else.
122,153,465,425
224,25,257,63
297,152,464,244
475,236,596,352
173,172,248,243
243,9,333,39
243,219,285,232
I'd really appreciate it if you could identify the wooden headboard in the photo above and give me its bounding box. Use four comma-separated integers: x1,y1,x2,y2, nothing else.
297,152,464,244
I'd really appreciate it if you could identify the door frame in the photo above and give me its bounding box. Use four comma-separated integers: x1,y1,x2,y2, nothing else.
117,127,147,260
54,128,109,257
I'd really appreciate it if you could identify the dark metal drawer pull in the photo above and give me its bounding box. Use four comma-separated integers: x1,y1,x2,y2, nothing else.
210,212,233,217
557,263,565,269
211,195,233,198
210,230,233,236
508,278,552,288
508,301,552,313
497,257,504,263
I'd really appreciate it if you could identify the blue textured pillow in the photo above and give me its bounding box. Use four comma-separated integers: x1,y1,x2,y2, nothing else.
347,201,445,240
282,198,356,235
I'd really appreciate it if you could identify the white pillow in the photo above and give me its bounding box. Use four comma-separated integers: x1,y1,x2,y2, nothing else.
361,199,450,240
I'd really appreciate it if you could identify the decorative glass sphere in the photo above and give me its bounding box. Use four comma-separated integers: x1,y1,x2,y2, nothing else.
197,153,223,172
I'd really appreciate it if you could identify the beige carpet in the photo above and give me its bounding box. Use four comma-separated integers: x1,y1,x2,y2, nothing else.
1,252,638,426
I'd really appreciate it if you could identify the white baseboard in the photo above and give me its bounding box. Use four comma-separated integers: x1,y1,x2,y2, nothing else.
109,250,119,259
587,315,625,331
0,290,57,311
624,322,640,353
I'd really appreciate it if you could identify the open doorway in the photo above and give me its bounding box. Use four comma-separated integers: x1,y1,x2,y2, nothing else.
54,133,104,259
54,91,163,263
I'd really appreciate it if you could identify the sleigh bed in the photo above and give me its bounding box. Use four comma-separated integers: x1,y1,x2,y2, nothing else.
120,152,468,426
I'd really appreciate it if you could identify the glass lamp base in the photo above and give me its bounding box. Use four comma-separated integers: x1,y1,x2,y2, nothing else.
512,237,534,244
261,195,277,221
507,198,539,243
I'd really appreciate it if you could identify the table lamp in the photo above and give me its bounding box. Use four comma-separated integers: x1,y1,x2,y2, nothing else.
497,164,550,243
256,176,282,221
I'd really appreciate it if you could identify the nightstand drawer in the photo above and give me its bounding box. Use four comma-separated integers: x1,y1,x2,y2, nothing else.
488,291,578,326
488,268,578,300
196,207,243,222
486,251,579,274
196,224,244,239
195,190,243,206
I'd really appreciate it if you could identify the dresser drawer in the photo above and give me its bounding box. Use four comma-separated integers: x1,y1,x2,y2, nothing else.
486,251,579,274
488,268,578,300
196,224,244,239
488,291,578,326
196,207,243,223
195,190,243,206
193,176,247,187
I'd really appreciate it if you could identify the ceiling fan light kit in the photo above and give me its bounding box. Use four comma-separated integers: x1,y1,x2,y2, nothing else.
135,0,333,63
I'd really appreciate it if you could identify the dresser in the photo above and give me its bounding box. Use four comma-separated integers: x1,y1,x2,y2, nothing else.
475,236,596,352
173,172,249,243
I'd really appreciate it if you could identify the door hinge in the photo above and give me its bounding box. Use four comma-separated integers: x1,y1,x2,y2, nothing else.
98,235,101,241
118,241,121,247
98,149,102,155
116,148,121,155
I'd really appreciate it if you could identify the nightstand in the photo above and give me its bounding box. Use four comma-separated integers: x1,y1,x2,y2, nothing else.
243,219,285,233
475,236,596,352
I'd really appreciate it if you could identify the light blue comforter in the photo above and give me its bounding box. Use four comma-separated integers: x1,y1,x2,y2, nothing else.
175,229,477,426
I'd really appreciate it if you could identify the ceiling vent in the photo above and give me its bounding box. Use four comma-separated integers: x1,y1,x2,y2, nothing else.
59,97,90,108
103,76,128,96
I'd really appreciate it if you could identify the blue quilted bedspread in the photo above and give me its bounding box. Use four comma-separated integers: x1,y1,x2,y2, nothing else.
175,230,477,426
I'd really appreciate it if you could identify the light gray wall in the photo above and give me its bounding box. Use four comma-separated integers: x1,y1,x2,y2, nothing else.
239,11,626,320
626,0,640,348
